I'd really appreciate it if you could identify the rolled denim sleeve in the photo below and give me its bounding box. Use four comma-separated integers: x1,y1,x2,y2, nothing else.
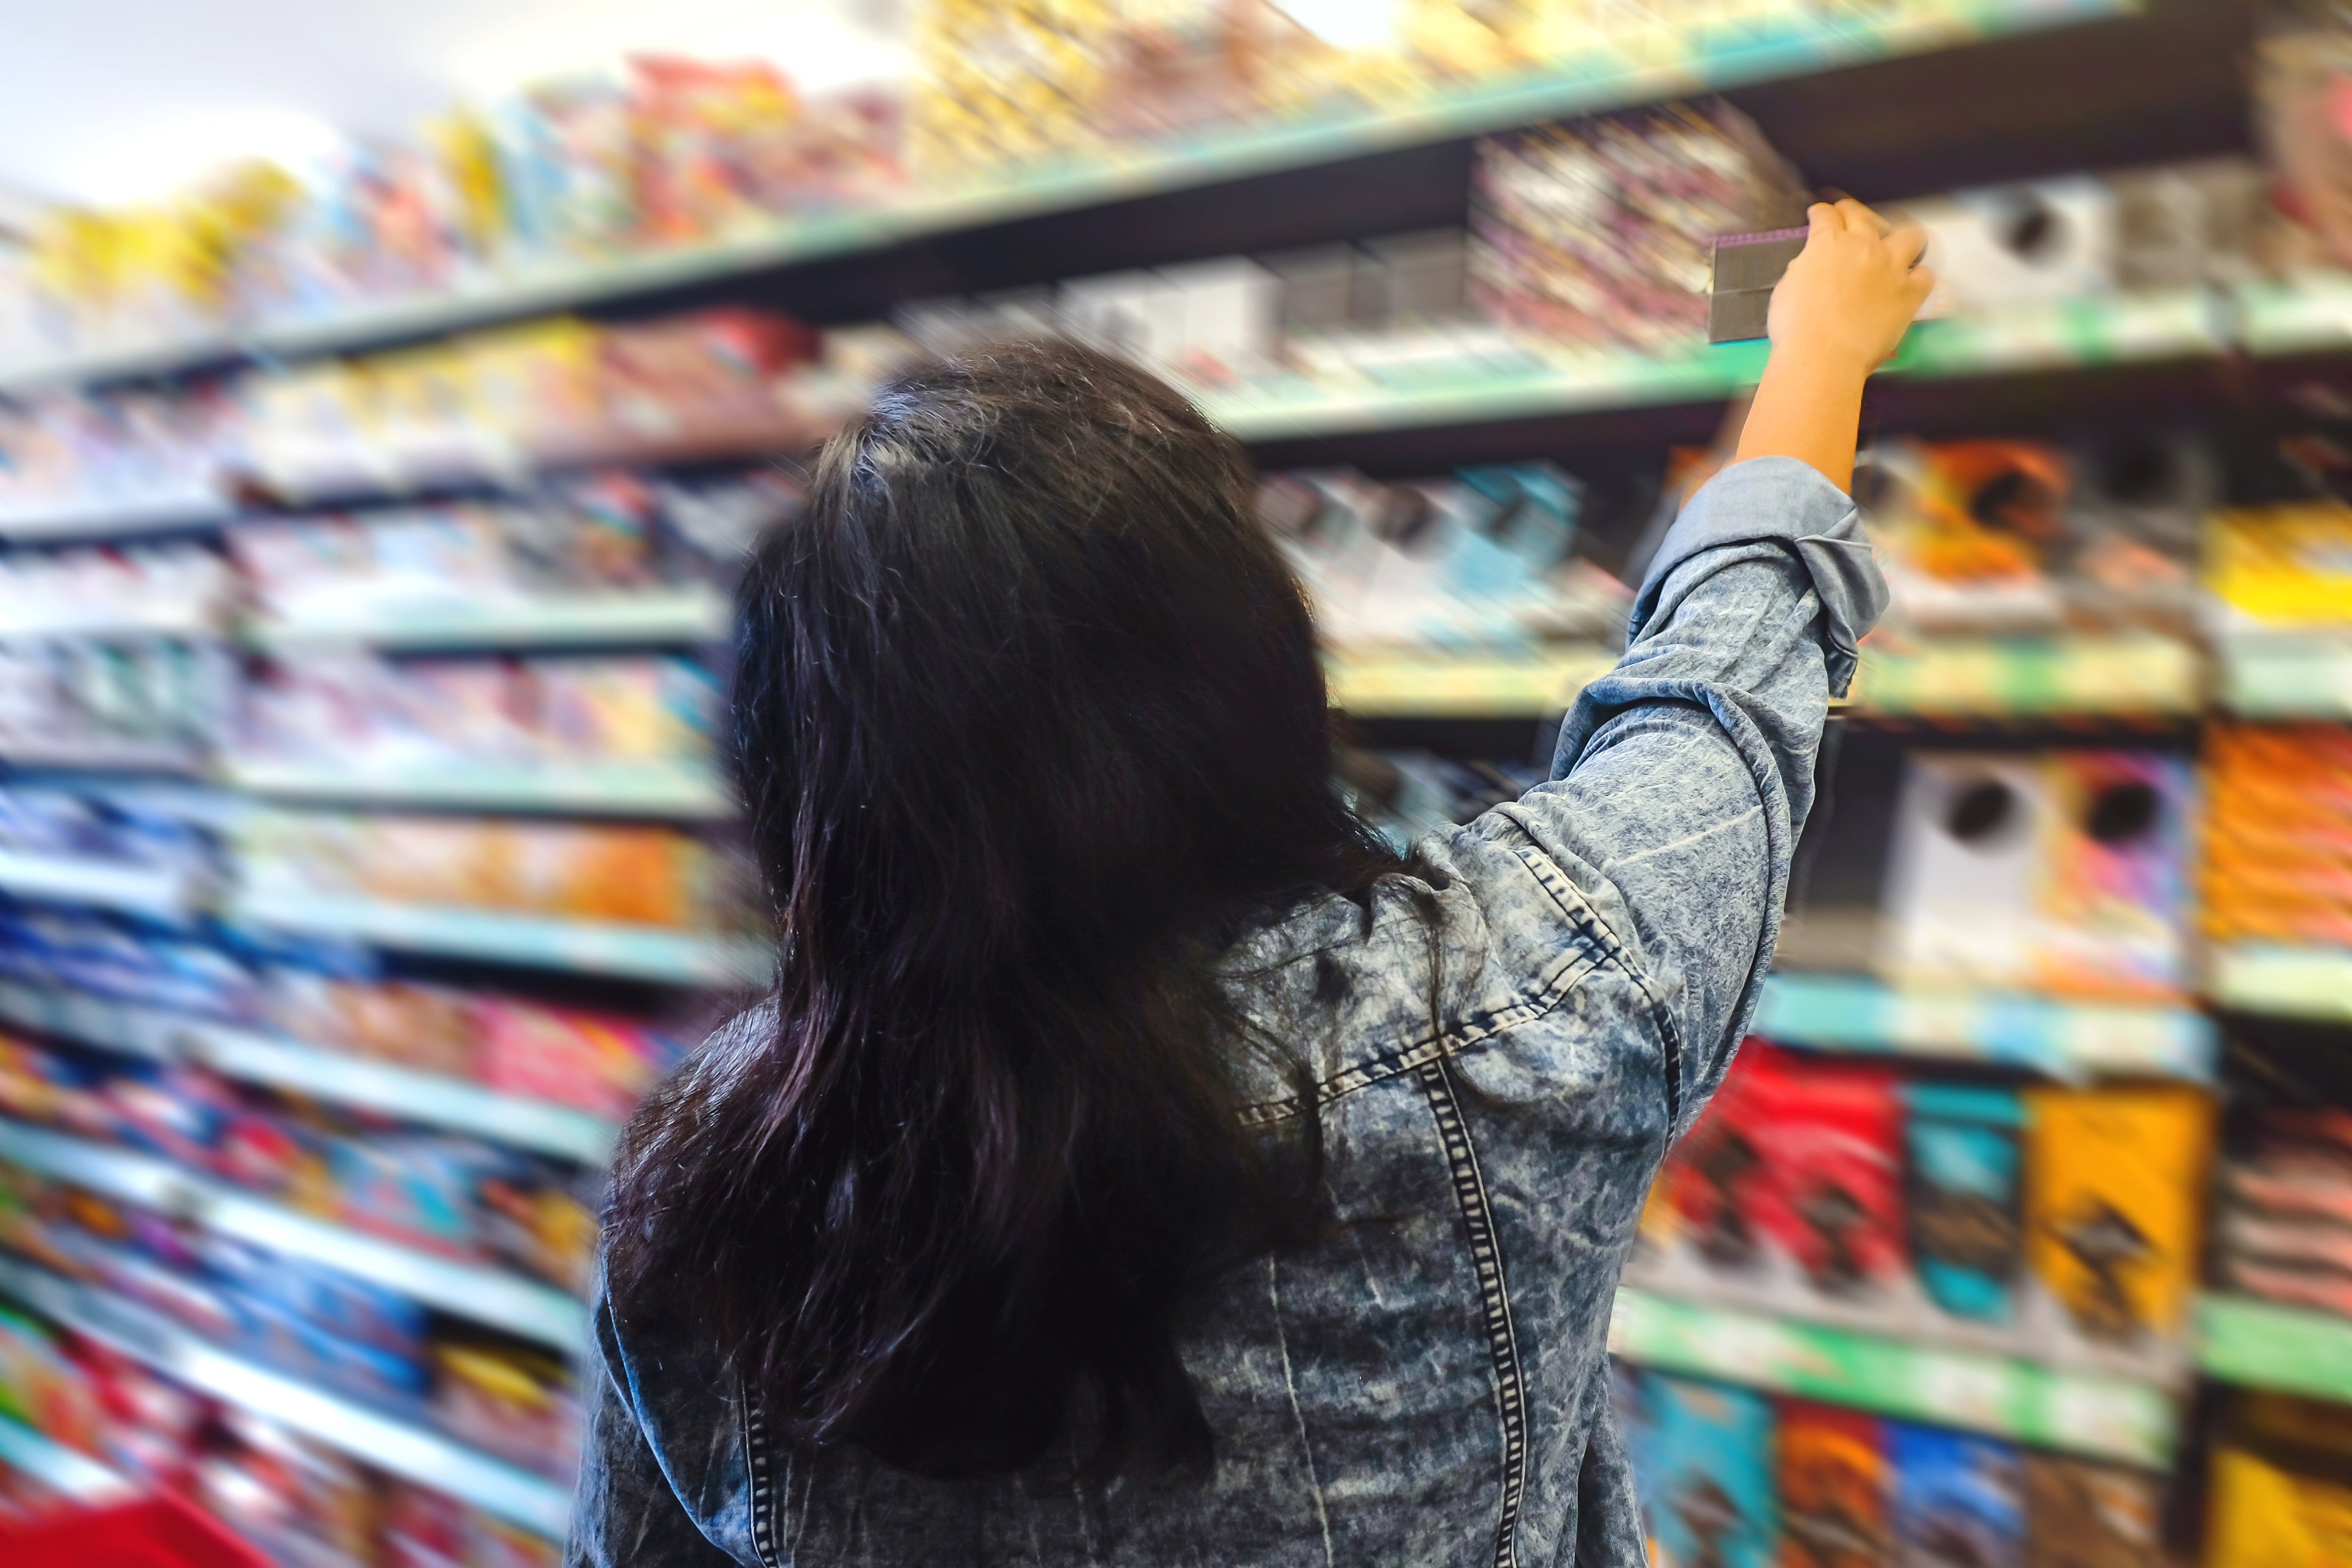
1497,457,1885,1138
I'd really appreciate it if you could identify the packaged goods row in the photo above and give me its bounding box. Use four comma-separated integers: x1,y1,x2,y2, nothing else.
0,0,2089,372
0,1032,598,1296
7,107,2348,530
1635,1044,2210,1382
0,1286,561,1559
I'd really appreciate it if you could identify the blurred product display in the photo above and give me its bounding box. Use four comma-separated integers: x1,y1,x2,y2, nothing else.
3,1,2352,1563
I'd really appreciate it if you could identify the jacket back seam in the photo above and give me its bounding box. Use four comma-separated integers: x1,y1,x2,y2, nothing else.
743,1382,780,1568
1416,1054,1528,1568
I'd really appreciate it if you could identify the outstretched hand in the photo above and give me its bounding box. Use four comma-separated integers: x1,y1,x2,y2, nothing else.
1733,198,1933,494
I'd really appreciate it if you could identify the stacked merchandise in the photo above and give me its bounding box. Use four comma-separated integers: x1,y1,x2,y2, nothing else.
2214,1109,2352,1320
1850,433,2209,718
0,1303,556,1564
0,56,901,363
0,310,849,517
2202,724,2352,953
1633,1044,2213,1382
1618,1363,2166,1568
1469,102,1808,354
0,0,2069,368
1875,745,2196,998
1256,462,1626,649
230,468,794,632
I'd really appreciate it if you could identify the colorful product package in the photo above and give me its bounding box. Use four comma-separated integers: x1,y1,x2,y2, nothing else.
2207,1391,2352,1568
2022,1454,2163,1568
1758,1055,1907,1302
1777,1399,1891,1568
1882,750,2191,1000
1889,1423,2023,1568
1904,1084,2025,1324
2025,1086,2212,1348
1669,1047,1905,1301
1633,1371,1777,1568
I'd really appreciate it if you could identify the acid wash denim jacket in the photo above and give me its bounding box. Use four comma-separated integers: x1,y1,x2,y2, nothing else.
569,457,1888,1568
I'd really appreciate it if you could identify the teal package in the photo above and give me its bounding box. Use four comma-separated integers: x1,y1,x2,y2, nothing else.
1903,1083,2025,1322
1635,1370,1778,1568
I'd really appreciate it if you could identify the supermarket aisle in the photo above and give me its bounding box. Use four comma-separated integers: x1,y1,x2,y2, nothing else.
0,1,2346,1565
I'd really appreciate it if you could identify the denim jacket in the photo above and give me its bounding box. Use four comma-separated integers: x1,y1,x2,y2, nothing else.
569,457,1888,1568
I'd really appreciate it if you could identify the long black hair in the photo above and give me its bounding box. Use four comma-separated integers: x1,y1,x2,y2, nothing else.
603,340,1402,1481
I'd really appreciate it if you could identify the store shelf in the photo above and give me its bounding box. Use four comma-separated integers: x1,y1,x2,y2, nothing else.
1755,973,2216,1080
2197,1293,2352,1405
0,980,182,1062
0,486,233,542
231,891,771,986
0,979,617,1164
2236,273,2352,357
2217,632,2352,719
179,1023,618,1166
1209,289,2222,443
242,587,731,651
1852,633,2202,718
0,1253,567,1539
1608,1284,2176,1465
2209,943,2352,1023
0,741,207,777
0,850,200,920
1326,643,1619,718
0,0,2126,397
223,759,732,819
0,1118,584,1351
0,1413,136,1503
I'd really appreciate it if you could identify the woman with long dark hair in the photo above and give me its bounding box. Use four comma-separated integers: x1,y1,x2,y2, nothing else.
572,200,1929,1567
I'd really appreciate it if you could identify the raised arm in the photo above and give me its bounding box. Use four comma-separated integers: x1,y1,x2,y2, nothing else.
1499,201,1927,1136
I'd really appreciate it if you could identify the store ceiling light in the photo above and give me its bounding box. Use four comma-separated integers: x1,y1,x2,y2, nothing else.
60,107,349,206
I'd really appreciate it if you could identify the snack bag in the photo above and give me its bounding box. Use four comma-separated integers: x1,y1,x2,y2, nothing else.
1904,1085,2025,1324
1755,1055,1906,1302
1778,1399,1891,1568
2023,1454,2162,1568
1637,1371,1777,1568
1889,1423,2023,1568
2207,1391,2352,1568
2025,1086,2212,1346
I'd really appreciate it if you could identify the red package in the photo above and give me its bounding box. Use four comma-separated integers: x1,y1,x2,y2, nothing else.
1672,1045,1906,1298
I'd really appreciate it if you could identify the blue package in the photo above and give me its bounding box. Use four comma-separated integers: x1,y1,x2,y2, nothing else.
1889,1423,2023,1568
1637,1371,1778,1568
1903,1085,2025,1323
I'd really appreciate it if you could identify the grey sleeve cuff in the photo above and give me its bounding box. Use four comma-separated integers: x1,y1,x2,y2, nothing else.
1627,455,1891,697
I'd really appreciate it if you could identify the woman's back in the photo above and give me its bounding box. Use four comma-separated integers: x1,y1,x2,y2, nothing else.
573,206,1925,1567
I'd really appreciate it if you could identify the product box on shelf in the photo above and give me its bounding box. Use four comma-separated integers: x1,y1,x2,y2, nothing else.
1879,749,2193,1001
2207,1390,2352,1568
2214,1107,2352,1317
1634,1047,2209,1384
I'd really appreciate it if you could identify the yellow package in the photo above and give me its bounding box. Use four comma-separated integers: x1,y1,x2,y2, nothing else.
2024,1085,2211,1345
2208,1396,2352,1568
2208,503,2352,629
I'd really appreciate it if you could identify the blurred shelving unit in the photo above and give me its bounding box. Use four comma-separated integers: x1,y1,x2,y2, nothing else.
0,0,2131,397
0,976,614,1175
222,759,732,820
1755,972,2218,1079
240,588,732,653
0,1416,134,1504
2197,1294,2352,1406
0,1118,584,1351
2207,943,2352,1024
0,1253,569,1539
2214,633,2352,719
228,891,770,987
1608,1285,2179,1466
1851,634,2205,719
0,851,202,922
0,488,233,544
